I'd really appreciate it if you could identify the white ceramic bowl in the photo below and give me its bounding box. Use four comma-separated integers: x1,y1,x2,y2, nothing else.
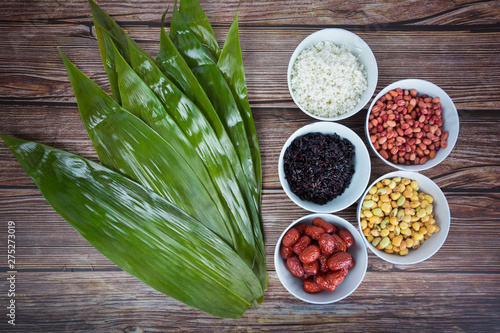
274,214,368,304
366,79,459,171
357,171,450,265
287,28,378,121
279,122,371,213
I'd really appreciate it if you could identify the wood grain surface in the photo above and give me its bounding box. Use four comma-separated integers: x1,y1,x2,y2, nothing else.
0,0,499,332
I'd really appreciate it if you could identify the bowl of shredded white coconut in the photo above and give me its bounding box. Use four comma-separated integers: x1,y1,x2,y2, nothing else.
288,29,378,121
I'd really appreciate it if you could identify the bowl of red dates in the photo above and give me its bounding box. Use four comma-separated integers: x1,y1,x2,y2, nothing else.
365,79,459,171
274,214,368,304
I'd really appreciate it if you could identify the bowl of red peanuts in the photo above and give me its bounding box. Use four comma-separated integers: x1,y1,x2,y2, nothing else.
366,79,459,171
274,214,368,304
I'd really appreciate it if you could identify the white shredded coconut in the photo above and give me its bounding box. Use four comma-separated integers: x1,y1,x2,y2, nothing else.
291,41,367,118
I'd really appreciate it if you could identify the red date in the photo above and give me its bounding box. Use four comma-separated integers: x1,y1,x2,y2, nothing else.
304,225,325,240
338,229,354,248
282,228,300,247
281,221,356,294
303,260,319,276
326,270,346,286
303,277,323,294
312,217,336,234
280,244,293,259
299,245,320,264
293,235,311,255
327,252,353,271
314,272,337,292
286,256,304,278
318,233,335,255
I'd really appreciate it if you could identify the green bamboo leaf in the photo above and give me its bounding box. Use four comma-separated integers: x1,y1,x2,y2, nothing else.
60,50,237,252
218,13,262,199
94,25,121,103
0,134,263,318
179,0,221,61
87,0,267,291
89,0,129,61
218,13,265,271
168,5,258,207
110,38,257,269
126,38,268,291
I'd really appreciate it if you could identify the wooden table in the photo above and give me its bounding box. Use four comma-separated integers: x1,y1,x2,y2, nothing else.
1,0,499,331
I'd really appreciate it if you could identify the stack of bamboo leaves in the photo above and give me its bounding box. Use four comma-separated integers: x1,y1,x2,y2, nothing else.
0,0,267,319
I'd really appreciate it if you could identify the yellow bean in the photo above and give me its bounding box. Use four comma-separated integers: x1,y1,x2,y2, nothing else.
420,227,427,235
380,229,389,237
380,217,389,229
389,180,397,189
426,204,433,215
371,229,380,237
392,176,402,183
369,186,377,194
391,192,401,200
380,194,390,203
427,224,436,234
421,200,429,209
360,219,367,229
401,228,411,236
402,214,412,223
401,178,411,185
403,189,413,198
376,182,383,189
364,210,373,218
399,222,409,229
414,232,424,241
377,187,387,195
405,238,414,248
412,222,420,231
417,209,427,218
399,239,407,251
381,202,392,214
363,228,371,236
363,200,375,209
399,248,409,256
392,235,403,247
382,178,391,186
370,216,381,225
388,224,395,232
372,194,379,202
410,180,419,190
425,194,434,203
410,201,421,208
367,235,374,242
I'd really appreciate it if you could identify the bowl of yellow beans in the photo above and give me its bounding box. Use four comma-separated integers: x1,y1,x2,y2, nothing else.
357,171,450,264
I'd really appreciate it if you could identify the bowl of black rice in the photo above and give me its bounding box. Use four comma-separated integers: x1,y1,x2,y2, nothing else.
279,122,371,213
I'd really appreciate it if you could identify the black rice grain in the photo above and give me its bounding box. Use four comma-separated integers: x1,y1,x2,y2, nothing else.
283,132,355,205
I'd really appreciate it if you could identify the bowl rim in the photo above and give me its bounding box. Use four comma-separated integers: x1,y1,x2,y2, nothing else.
274,213,368,304
356,170,451,265
278,121,371,213
287,28,378,121
365,78,460,171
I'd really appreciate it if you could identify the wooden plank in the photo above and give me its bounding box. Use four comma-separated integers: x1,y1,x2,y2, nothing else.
0,184,498,272
0,271,497,331
1,105,499,188
1,0,499,26
1,23,500,108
